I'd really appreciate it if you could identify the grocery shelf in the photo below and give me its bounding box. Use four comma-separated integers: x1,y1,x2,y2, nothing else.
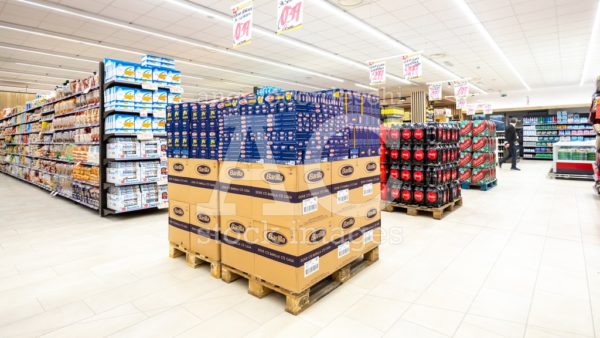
104,179,160,188
103,205,159,215
53,124,100,132
105,157,162,162
54,104,100,118
104,79,176,91
555,159,595,164
104,108,164,117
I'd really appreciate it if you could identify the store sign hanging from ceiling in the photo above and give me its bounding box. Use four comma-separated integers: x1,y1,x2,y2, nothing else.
428,82,443,101
368,61,386,85
232,0,254,47
277,0,304,34
456,97,467,110
453,80,470,98
466,104,476,115
483,104,493,115
402,53,422,80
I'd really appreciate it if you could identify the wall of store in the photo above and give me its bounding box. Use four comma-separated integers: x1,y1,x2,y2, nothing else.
0,91,35,110
477,84,595,110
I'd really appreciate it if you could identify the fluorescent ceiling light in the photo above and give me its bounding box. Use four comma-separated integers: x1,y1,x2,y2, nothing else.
453,0,530,91
0,22,325,90
15,62,91,74
579,0,600,86
0,78,57,86
312,0,489,93
0,69,66,80
355,83,379,92
17,0,345,83
0,44,96,63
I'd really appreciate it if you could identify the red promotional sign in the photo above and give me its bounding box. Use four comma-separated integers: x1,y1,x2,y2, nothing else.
369,61,386,85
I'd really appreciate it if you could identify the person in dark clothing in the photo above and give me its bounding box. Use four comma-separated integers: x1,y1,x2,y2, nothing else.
499,118,520,170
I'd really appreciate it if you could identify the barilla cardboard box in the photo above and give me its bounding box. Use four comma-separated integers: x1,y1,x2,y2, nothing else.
351,157,380,204
189,204,220,261
350,199,381,261
249,162,332,226
186,159,219,208
330,159,359,214
167,158,189,201
331,205,358,239
219,161,254,219
220,215,256,275
253,219,339,293
169,200,190,251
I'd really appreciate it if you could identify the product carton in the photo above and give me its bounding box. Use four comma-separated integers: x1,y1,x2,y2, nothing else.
186,159,219,208
189,204,220,261
219,161,254,218
351,157,380,204
330,159,359,213
249,162,332,226
220,215,256,275
169,200,190,252
253,218,339,293
167,158,190,201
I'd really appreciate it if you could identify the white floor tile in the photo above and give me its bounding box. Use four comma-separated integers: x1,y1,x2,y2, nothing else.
401,304,464,336
176,310,259,338
344,295,411,332
108,307,200,338
454,315,525,338
313,316,383,338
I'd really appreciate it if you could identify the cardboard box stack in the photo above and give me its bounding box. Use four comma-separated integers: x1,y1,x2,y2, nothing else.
458,120,497,185
380,123,461,208
167,90,381,292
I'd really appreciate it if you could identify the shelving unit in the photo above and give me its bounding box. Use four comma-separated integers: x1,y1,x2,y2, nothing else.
522,115,594,160
549,141,596,180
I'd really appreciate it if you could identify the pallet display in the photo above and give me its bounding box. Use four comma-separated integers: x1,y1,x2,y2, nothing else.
522,113,595,160
458,120,497,188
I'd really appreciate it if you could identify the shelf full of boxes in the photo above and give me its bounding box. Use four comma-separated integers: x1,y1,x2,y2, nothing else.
101,55,181,216
522,112,595,160
0,73,102,211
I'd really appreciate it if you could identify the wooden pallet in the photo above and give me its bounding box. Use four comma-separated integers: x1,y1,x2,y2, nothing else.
220,246,379,315
381,197,462,220
169,242,221,279
461,179,497,191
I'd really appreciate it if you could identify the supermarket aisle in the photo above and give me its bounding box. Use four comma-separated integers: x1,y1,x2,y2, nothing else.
0,161,598,338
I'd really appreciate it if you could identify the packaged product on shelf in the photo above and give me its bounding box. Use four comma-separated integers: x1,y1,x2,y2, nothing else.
140,184,159,208
153,90,168,112
152,118,166,132
135,89,153,110
107,185,142,211
138,161,160,182
107,138,140,159
104,59,137,83
135,65,153,83
135,116,153,132
105,114,136,134
168,92,182,105
153,68,169,84
107,162,140,184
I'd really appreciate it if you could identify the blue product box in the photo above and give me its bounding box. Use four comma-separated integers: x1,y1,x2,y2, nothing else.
153,67,169,84
135,89,153,109
135,65,153,83
104,58,137,83
168,93,182,105
135,116,153,132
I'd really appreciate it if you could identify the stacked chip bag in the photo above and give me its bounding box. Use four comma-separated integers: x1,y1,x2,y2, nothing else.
380,122,461,208
166,89,382,293
458,120,497,186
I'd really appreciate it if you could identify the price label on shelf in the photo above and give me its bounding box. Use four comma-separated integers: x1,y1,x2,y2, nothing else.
137,132,154,141
153,110,166,118
169,86,184,94
139,109,150,117
157,176,168,185
142,83,159,91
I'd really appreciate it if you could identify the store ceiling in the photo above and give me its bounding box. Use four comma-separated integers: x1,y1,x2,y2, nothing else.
0,0,598,101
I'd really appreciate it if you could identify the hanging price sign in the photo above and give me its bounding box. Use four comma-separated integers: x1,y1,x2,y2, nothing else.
453,80,470,98
232,0,253,47
483,104,493,115
466,104,476,115
428,83,443,101
368,61,386,85
277,0,303,34
402,54,422,80
456,97,467,110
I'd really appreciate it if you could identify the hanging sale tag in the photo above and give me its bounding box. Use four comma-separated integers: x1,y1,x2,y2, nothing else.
402,54,422,80
453,80,470,98
456,97,467,110
369,61,386,85
466,104,476,115
277,0,303,34
428,83,443,101
483,104,493,115
232,0,253,47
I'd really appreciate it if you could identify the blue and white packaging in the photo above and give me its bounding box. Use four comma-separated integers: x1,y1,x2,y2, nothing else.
135,116,153,132
135,89,153,109
135,65,153,83
167,70,181,85
168,93,182,105
106,114,136,133
104,58,137,82
153,118,166,132
153,68,169,84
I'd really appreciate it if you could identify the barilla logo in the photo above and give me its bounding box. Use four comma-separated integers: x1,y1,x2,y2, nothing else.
197,214,211,224
172,163,185,172
173,207,184,216
366,162,377,172
228,168,245,179
340,165,354,177
309,229,326,243
229,222,246,234
264,171,285,183
306,169,324,183
196,165,211,175
341,217,355,229
266,231,287,245
367,208,378,218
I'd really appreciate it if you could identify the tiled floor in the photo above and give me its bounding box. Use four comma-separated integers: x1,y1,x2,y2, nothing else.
0,161,599,338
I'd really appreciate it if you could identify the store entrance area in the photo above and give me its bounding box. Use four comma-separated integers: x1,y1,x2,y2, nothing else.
1,160,597,337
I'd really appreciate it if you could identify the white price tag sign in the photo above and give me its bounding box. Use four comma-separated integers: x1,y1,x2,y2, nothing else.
369,61,386,85
363,230,374,244
453,80,470,98
169,86,184,94
302,196,318,215
363,183,373,196
232,0,253,47
277,0,303,34
137,132,154,141
142,83,158,91
139,109,150,117
157,176,168,185
428,83,443,101
304,256,319,277
456,97,467,110
337,189,349,205
337,242,350,258
403,54,422,80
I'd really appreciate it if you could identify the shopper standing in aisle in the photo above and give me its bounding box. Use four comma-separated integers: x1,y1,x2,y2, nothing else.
499,118,520,171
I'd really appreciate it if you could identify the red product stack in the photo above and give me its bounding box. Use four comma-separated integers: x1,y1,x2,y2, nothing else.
380,123,461,208
458,120,497,187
